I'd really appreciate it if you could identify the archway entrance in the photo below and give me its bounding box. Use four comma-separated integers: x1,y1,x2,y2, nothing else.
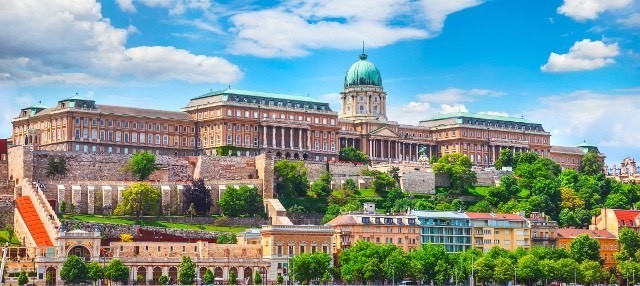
285,152,291,159
68,245,91,261
46,267,56,285
293,153,299,160
302,153,308,160
214,267,223,279
168,267,178,284
199,267,207,282
152,267,162,284
275,151,282,158
136,267,146,284
243,267,253,284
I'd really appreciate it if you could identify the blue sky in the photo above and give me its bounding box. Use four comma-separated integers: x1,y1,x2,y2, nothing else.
0,0,639,167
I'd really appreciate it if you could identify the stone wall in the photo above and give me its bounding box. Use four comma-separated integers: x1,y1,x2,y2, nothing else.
476,170,510,186
304,160,368,181
61,220,221,240
0,195,14,228
400,171,436,194
255,154,274,199
0,161,9,196
194,156,258,180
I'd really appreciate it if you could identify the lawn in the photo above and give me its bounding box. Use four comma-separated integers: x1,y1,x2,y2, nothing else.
355,188,377,197
0,229,20,245
64,214,247,233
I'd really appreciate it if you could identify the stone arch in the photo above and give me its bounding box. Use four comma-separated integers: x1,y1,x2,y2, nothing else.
243,267,253,284
46,267,57,285
275,151,282,158
303,153,309,160
285,152,291,159
229,267,238,279
152,267,162,284
199,267,207,282
67,245,91,261
168,266,178,284
136,267,147,284
293,153,300,160
214,267,223,279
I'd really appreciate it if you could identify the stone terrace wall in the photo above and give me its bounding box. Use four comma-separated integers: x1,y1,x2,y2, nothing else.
0,161,9,196
304,161,368,181
0,196,14,228
193,156,258,180
401,172,436,194
61,220,220,240
31,151,193,182
476,170,510,186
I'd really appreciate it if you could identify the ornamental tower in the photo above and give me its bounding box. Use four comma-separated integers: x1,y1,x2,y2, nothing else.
340,52,388,121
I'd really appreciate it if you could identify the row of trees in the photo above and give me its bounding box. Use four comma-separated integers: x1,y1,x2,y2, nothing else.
60,255,128,285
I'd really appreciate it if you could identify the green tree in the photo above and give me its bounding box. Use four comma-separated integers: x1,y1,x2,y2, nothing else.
618,227,640,261
17,270,28,286
127,151,159,181
385,248,411,283
105,259,129,284
113,182,161,223
311,171,332,197
60,201,67,213
60,255,88,284
409,244,451,285
387,166,401,184
581,149,604,176
605,192,630,209
276,273,284,284
274,160,309,197
178,256,196,285
495,148,515,170
219,185,264,217
216,233,238,244
46,156,69,179
433,153,477,196
254,270,263,285
383,187,407,211
339,241,391,283
321,204,342,224
291,252,332,284
228,271,237,285
339,146,369,163
158,275,169,285
86,261,104,285
182,178,213,215
581,260,604,285
371,171,397,197
540,259,560,284
571,234,602,263
556,258,580,284
468,200,493,212
343,178,358,193
517,255,542,285
473,256,495,285
203,268,215,285
493,257,515,285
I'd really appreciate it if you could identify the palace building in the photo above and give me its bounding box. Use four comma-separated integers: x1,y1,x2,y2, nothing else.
10,53,600,169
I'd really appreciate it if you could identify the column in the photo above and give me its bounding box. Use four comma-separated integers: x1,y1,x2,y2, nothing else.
263,126,268,148
289,128,293,149
369,139,373,158
298,129,303,150
307,130,311,150
409,143,412,161
272,126,276,147
281,127,285,149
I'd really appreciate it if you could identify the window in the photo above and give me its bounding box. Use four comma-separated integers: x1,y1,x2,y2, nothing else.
236,135,241,145
163,135,168,145
227,135,232,144
116,131,121,142
155,135,161,145
124,133,129,143
299,246,305,254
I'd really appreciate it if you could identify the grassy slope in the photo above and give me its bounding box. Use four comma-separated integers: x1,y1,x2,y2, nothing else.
0,229,20,245
64,214,247,233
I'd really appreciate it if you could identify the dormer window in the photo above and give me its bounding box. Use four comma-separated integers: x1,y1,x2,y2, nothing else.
61,103,65,108
22,111,27,117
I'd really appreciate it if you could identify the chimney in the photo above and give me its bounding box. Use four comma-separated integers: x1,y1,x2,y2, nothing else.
363,202,376,214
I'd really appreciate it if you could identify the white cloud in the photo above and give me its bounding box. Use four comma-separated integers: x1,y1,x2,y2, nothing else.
0,0,242,85
557,0,632,21
618,13,640,27
541,39,620,72
228,0,485,57
440,103,468,113
117,0,137,12
416,88,505,104
134,0,212,15
479,111,509,117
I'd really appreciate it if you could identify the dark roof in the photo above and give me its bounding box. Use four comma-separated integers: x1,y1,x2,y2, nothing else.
97,105,193,121
550,145,585,155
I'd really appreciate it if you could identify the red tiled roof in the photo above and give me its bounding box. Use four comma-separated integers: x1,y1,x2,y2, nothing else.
613,210,640,227
557,228,616,239
15,196,53,247
466,212,526,221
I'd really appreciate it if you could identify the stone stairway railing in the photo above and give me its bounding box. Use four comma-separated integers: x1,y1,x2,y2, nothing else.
24,182,60,245
265,199,293,225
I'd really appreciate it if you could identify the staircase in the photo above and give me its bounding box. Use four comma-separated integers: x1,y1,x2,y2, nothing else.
15,196,53,246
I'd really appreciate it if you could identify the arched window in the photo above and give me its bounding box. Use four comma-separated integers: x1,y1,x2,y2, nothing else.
346,105,351,113
373,105,379,114
359,105,364,114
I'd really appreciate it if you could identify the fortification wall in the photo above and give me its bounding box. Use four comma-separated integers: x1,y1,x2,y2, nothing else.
0,161,9,196
401,172,436,194
476,170,510,186
0,196,14,228
194,156,258,180
304,161,367,181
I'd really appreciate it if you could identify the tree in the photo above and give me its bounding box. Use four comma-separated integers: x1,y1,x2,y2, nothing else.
473,256,495,285
158,275,169,285
311,171,332,197
276,273,284,284
493,257,514,285
178,256,196,285
105,259,129,284
618,227,640,261
291,252,332,284
409,244,451,285
605,192,630,209
86,261,104,285
182,178,213,215
203,268,214,285
581,149,604,176
571,234,602,263
495,148,515,170
219,185,264,217
556,258,580,284
17,270,28,286
60,255,88,284
127,151,160,181
254,270,263,285
560,187,586,209
228,271,237,285
387,166,401,184
113,182,161,223
339,146,369,163
274,160,309,197
581,260,604,285
339,241,392,283
343,178,358,193
517,255,542,285
433,153,477,196
216,233,238,244
60,201,67,213
371,171,396,197
46,156,69,179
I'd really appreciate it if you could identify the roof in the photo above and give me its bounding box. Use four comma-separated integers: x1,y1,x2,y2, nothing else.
550,146,585,155
25,103,48,109
421,112,535,124
577,140,596,148
191,88,326,104
63,95,92,101
613,210,640,227
412,210,469,219
95,105,193,121
557,228,616,239
466,212,526,221
344,53,382,88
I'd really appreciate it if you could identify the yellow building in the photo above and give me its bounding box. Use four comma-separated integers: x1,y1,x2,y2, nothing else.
557,228,618,269
467,212,530,251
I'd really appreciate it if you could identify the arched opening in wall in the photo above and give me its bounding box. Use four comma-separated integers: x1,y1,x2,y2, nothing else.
275,151,282,158
68,245,91,261
24,137,28,145
285,152,291,159
46,267,57,285
168,267,178,284
293,153,300,160
214,267,223,279
199,267,207,282
229,267,238,281
302,153,308,160
243,267,253,284
152,267,162,284
136,267,147,285
260,267,267,284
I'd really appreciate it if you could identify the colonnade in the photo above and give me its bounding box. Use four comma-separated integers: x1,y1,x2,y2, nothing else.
368,139,425,162
262,125,311,150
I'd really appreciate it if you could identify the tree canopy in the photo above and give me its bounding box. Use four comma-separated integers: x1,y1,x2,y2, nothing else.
178,256,196,285
182,178,213,215
275,160,309,197
339,146,369,163
46,156,68,179
105,258,129,284
291,252,332,284
433,153,477,196
60,255,88,285
113,182,161,222
494,148,515,170
570,234,602,263
580,149,604,176
127,151,160,181
219,185,264,217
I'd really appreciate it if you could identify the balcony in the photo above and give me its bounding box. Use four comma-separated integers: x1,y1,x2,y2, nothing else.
532,236,557,242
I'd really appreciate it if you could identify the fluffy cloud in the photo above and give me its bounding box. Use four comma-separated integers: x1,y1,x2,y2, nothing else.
479,111,509,117
541,39,620,72
228,0,485,57
116,0,136,12
526,90,640,150
0,0,242,85
416,88,505,104
557,0,632,21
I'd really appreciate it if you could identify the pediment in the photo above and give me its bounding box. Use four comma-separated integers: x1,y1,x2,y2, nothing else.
370,127,399,138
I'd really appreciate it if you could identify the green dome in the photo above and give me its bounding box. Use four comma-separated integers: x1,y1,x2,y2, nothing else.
344,53,382,88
